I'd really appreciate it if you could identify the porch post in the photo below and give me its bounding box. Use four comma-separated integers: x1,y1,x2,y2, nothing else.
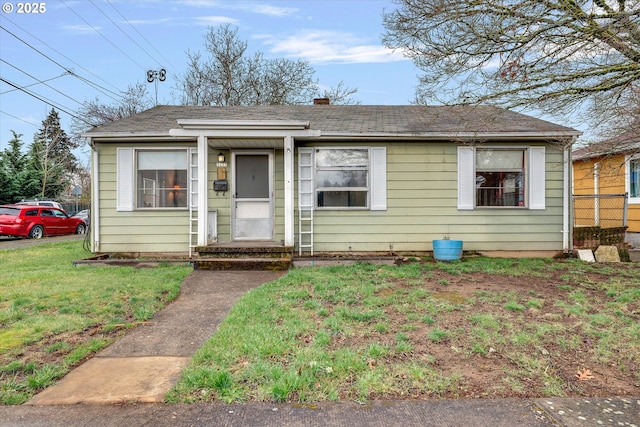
284,135,294,246
197,133,208,246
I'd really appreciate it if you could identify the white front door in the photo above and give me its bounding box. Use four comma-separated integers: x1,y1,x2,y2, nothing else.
232,152,273,240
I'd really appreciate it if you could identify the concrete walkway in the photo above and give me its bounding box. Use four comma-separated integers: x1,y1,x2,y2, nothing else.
27,270,284,405
3,270,638,426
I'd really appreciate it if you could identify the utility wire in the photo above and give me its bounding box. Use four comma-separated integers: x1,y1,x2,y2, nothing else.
1,14,122,96
0,110,39,127
105,0,177,70
0,77,93,126
60,0,147,72
0,73,68,95
1,59,83,105
90,0,163,69
0,23,123,102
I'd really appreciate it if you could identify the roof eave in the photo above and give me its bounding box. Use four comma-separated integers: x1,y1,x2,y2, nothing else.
308,131,582,141
84,130,581,143
176,119,311,130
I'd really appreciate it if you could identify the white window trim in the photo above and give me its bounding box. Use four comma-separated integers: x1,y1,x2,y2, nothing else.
457,145,545,210
116,147,191,211
308,146,386,211
625,154,640,204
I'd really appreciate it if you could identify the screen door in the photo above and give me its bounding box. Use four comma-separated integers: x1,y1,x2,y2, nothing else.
233,153,273,240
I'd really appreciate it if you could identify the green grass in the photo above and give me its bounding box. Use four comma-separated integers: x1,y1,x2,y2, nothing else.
0,240,191,404
3,248,639,404
168,257,640,403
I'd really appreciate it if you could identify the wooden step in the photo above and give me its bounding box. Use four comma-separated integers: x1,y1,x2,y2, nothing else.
195,244,293,259
194,257,291,271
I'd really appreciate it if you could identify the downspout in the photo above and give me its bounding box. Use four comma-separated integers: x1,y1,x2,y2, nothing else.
563,137,578,253
89,137,100,253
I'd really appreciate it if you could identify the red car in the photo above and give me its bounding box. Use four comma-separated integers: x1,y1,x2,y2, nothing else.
0,204,86,239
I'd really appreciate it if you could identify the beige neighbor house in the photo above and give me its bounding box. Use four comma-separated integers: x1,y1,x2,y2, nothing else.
83,104,581,259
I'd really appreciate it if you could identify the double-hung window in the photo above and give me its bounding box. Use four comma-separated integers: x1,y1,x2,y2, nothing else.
298,147,386,211
458,146,546,210
116,148,189,211
136,150,188,208
315,148,369,208
475,149,525,207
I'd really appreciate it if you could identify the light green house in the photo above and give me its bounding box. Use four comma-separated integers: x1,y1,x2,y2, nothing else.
83,104,581,257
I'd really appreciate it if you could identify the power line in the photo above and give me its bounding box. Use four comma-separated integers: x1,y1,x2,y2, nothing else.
60,0,147,72
0,23,123,102
0,73,68,95
1,59,83,105
0,77,93,126
1,14,122,96
89,0,164,69
105,0,177,70
0,110,39,128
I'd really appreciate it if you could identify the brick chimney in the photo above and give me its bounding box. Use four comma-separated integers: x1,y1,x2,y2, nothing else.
313,97,330,105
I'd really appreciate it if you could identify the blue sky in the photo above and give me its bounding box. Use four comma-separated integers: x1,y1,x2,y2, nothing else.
0,0,419,153
0,0,591,157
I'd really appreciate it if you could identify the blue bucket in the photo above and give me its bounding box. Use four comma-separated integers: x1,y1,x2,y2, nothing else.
432,240,463,261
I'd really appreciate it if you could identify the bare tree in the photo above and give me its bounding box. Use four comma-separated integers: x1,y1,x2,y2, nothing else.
382,0,640,128
177,24,358,106
70,83,154,145
318,81,360,106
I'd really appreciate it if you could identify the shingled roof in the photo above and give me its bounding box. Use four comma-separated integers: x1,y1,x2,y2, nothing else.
85,104,580,139
573,131,640,160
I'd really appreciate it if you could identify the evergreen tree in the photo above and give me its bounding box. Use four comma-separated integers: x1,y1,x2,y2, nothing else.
0,131,28,203
27,109,77,199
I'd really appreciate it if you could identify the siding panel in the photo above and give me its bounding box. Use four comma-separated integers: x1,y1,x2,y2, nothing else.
303,142,566,253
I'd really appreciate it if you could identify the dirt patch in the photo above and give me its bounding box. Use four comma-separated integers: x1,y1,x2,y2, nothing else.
320,265,639,399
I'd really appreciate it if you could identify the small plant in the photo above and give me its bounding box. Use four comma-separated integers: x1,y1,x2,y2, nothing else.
504,301,525,312
428,329,449,343
367,343,389,358
374,322,389,333
526,299,544,309
471,344,487,355
422,315,436,325
212,371,233,392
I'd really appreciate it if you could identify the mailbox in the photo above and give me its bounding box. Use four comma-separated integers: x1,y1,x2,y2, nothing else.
213,180,228,193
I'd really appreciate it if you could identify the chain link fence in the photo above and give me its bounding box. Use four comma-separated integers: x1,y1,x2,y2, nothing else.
573,193,628,228
572,193,629,260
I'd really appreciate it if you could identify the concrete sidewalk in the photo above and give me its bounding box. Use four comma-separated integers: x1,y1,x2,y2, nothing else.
3,397,639,426
3,270,638,426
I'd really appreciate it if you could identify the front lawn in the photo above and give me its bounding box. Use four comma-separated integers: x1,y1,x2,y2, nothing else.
168,258,640,403
0,240,192,404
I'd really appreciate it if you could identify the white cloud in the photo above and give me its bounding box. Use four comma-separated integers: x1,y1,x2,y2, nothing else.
193,15,238,26
61,24,100,34
122,17,177,25
261,30,408,64
247,4,297,17
177,0,296,17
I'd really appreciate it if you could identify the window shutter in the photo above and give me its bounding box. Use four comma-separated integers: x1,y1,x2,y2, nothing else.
529,146,546,210
457,146,475,210
116,148,134,211
370,147,387,211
